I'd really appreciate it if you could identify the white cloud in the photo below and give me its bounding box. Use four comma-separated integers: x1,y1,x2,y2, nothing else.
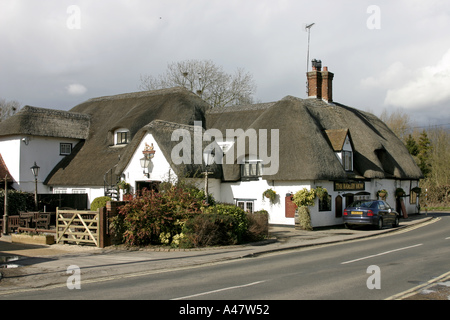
384,49,450,109
66,84,87,96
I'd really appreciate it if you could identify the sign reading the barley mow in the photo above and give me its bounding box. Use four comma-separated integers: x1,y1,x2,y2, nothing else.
334,181,365,191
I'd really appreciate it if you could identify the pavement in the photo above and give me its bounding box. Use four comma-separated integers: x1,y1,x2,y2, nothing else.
0,213,446,299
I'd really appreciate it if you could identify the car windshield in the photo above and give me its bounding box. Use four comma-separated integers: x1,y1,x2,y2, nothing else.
349,200,376,208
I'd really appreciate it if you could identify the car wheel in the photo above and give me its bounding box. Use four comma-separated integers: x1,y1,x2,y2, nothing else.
377,218,383,230
392,216,400,228
345,223,353,230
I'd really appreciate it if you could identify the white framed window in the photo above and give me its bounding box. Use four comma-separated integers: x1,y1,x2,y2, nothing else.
60,143,72,155
236,199,254,213
53,188,67,194
114,129,130,145
241,160,263,180
72,189,87,194
343,151,353,171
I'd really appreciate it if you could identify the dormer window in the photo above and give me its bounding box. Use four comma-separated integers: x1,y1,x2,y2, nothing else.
343,150,353,171
241,159,263,180
114,128,130,145
325,128,354,172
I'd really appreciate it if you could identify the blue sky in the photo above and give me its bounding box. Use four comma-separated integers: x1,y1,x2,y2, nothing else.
1,0,450,127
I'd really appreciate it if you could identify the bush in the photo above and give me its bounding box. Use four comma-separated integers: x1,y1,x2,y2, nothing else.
111,185,208,246
204,203,248,242
90,196,111,211
182,213,239,247
298,206,313,231
244,211,269,242
0,190,34,216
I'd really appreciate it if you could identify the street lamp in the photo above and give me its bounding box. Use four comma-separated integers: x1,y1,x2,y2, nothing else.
140,157,150,178
30,162,40,210
202,147,215,205
141,143,155,178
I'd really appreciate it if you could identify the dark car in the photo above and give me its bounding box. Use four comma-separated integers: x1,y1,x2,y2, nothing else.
343,200,400,230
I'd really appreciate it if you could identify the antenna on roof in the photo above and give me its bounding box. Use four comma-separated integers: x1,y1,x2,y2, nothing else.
304,22,315,96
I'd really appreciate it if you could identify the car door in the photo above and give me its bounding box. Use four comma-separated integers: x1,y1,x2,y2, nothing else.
381,201,395,223
377,201,389,223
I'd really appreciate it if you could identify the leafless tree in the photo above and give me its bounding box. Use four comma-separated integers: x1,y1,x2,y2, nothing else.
0,98,21,121
139,59,257,108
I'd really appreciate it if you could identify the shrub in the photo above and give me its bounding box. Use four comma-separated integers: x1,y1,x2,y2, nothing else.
111,185,208,246
204,203,248,242
292,188,316,207
297,206,313,231
244,211,269,242
182,213,238,247
0,190,34,216
90,196,111,211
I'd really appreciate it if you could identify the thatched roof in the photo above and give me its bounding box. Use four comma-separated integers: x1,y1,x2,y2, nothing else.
115,120,222,180
325,129,350,152
0,106,90,139
45,86,423,187
206,96,423,181
45,87,211,186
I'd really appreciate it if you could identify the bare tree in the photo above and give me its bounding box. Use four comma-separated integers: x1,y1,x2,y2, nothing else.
0,98,21,121
379,108,413,142
139,59,257,108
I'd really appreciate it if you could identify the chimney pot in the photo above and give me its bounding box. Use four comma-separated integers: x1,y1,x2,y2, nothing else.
307,61,334,103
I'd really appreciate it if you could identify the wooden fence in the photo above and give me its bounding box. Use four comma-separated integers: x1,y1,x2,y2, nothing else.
56,209,102,247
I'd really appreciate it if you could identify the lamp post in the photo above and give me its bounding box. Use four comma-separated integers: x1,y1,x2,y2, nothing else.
141,143,155,179
30,162,40,210
202,147,215,205
140,156,150,178
3,174,9,235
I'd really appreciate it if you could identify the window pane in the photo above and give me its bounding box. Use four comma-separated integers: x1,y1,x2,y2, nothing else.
242,164,250,177
60,143,72,155
249,163,257,176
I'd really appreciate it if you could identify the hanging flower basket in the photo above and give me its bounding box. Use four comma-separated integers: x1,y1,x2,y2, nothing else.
411,187,422,195
395,188,405,198
315,186,329,201
377,189,388,199
262,189,277,204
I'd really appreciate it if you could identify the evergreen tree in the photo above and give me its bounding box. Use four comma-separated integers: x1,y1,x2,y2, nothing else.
405,134,419,156
417,130,432,177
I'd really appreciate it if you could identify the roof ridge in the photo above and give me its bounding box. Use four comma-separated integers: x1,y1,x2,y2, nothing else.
20,105,91,120
82,87,189,103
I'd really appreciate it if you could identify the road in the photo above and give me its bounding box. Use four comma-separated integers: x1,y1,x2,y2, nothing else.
1,214,449,303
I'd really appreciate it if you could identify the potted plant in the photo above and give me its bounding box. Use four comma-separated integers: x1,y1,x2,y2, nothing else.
117,180,132,200
377,189,388,199
292,188,316,231
411,187,422,195
315,186,328,201
395,188,405,198
262,188,277,204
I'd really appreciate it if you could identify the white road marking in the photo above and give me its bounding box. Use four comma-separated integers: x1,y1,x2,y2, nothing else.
171,280,266,300
341,244,423,265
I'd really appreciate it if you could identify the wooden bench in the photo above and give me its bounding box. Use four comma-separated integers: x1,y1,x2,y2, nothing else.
35,213,51,229
19,212,39,228
8,215,21,233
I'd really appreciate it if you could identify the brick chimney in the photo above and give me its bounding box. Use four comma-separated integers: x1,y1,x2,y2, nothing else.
307,60,334,103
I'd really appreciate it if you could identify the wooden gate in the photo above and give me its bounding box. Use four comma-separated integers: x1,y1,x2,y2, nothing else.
56,209,100,247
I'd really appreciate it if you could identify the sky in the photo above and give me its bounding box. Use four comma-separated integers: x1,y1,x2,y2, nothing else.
1,0,450,128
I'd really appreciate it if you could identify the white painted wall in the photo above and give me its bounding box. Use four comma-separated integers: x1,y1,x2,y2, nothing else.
122,133,175,193
0,135,79,193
